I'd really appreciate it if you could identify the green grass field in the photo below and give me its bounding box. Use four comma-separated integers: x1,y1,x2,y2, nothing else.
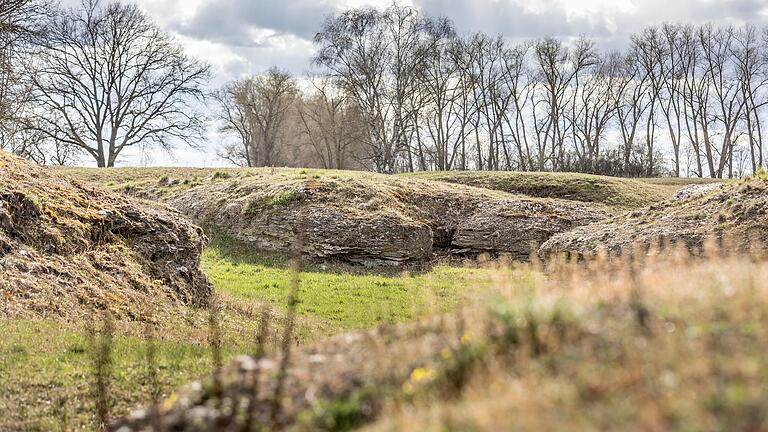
202,234,489,331
0,321,229,431
1,232,489,431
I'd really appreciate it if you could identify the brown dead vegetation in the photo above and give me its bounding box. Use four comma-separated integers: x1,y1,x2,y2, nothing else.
0,151,212,322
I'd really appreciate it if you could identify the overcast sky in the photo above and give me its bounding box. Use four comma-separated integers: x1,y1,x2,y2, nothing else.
61,0,768,166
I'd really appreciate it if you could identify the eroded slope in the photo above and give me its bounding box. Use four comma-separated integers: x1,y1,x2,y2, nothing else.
540,177,767,257
0,152,212,320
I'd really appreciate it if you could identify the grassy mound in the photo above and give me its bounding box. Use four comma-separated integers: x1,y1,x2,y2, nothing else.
62,167,610,264
117,251,768,431
170,169,608,263
405,171,687,210
58,166,231,202
540,176,768,257
0,152,212,321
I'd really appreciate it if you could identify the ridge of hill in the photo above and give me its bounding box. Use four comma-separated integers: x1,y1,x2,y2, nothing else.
404,171,704,211
62,168,616,264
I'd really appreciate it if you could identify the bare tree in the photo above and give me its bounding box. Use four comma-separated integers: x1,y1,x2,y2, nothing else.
614,49,652,171
567,52,621,171
314,4,451,173
0,0,49,154
532,36,597,170
732,24,768,173
499,41,535,171
216,68,298,167
28,0,210,167
631,28,665,175
214,79,255,167
698,24,746,178
416,33,471,171
296,78,364,169
247,68,297,167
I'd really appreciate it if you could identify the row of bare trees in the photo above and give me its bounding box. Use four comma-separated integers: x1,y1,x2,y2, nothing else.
3,0,768,176
214,69,368,170
295,4,768,177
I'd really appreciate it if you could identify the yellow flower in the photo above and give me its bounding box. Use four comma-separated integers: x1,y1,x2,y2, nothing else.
410,367,437,383
460,331,473,345
162,392,179,410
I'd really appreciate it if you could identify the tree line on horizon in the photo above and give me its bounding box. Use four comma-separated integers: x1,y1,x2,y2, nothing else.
2,0,768,178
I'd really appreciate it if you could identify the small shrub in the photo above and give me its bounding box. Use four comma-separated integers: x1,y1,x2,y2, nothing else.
304,388,378,431
755,167,768,181
270,190,299,207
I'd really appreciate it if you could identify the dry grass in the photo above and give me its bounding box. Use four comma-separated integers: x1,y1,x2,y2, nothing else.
60,167,701,212
541,176,768,257
365,248,768,432
117,245,768,431
0,152,212,323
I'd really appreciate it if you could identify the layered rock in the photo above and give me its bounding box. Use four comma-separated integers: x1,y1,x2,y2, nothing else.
169,171,609,265
451,200,601,256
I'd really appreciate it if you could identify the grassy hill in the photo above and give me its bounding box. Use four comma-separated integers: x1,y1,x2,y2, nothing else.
62,167,611,264
541,175,767,257
404,171,692,211
61,167,708,212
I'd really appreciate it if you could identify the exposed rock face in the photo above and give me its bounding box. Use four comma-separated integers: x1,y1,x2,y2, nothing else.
0,151,212,320
540,178,768,257
672,182,725,201
450,201,602,256
169,171,609,265
301,206,433,264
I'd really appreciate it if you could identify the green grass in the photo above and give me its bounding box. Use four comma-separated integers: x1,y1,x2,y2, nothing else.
202,234,489,331
2,233,490,430
0,320,234,431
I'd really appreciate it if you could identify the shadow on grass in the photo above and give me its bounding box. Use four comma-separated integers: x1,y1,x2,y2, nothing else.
204,229,460,278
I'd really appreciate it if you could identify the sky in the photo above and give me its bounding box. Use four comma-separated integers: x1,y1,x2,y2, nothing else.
60,0,768,167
